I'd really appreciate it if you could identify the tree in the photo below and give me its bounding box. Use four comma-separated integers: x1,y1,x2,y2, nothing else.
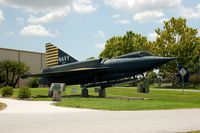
0,68,5,86
0,60,30,87
0,60,13,85
13,61,30,87
146,71,157,80
151,17,200,74
100,31,149,58
189,74,200,87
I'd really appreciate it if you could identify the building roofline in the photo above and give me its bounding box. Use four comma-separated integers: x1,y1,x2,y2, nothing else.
0,47,45,55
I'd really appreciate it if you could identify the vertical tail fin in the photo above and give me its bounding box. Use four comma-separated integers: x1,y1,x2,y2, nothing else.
45,43,78,67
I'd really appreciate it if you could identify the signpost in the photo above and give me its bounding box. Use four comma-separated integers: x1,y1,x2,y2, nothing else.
50,83,66,101
179,68,187,94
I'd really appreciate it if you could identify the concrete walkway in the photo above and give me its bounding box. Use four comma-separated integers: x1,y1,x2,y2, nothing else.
0,98,94,114
1,98,200,133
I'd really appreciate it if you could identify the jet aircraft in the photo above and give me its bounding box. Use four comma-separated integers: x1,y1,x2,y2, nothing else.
23,43,176,97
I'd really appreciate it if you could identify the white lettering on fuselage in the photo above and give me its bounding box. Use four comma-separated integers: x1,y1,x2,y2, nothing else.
58,56,70,63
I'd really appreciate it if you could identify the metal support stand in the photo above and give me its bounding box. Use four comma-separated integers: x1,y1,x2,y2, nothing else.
48,91,53,97
81,84,88,97
81,89,88,97
182,76,185,94
99,87,106,98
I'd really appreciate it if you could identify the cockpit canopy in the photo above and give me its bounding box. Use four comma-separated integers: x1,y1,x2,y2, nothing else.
117,51,152,58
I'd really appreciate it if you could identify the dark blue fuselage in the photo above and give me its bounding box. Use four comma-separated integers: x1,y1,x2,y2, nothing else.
40,56,174,86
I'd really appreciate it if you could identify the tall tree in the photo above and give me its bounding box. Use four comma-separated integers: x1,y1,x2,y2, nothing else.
151,17,200,74
100,31,149,58
0,60,30,87
14,62,30,87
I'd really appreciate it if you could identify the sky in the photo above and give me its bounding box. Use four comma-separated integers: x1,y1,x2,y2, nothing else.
0,0,199,60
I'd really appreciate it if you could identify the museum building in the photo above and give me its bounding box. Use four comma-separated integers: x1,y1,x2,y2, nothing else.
0,47,46,87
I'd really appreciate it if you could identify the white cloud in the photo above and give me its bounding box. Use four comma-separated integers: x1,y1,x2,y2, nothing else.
16,17,24,24
0,0,97,14
112,14,120,18
94,30,105,38
112,14,130,25
133,10,164,23
0,9,4,23
198,4,200,9
105,0,181,12
28,8,70,24
179,4,200,19
148,32,158,41
95,43,105,49
105,0,182,23
4,31,14,36
72,0,97,13
114,19,130,24
20,24,56,37
105,0,130,10
0,0,73,13
157,18,169,24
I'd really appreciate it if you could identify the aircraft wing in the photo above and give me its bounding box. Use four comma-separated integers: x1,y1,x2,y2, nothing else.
21,67,110,78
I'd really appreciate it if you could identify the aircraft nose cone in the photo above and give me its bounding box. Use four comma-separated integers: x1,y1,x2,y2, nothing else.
161,57,177,61
158,57,177,61
153,57,177,66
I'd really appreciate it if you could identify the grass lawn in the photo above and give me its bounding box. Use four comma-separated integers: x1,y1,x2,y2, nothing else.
6,85,200,110
0,102,6,111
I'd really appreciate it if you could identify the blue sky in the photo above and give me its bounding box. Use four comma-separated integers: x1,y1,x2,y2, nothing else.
0,0,199,60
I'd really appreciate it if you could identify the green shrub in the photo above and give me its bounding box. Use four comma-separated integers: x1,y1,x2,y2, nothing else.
18,87,31,99
1,86,14,97
29,78,39,88
189,74,200,86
